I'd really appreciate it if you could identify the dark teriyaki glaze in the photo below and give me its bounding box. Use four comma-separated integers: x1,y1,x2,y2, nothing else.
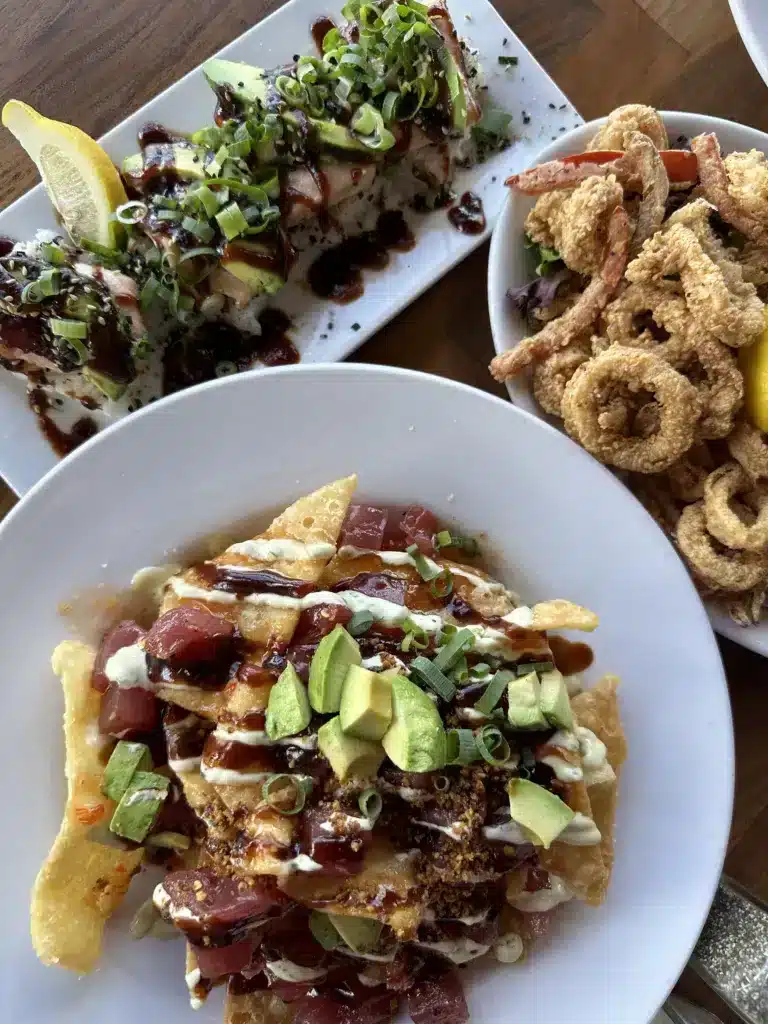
137,122,187,147
27,387,98,457
548,635,594,676
448,191,486,235
307,210,415,303
311,16,336,53
197,563,317,598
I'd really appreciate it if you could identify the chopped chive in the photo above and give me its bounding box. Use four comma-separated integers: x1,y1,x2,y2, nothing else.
498,55,519,66
476,724,511,766
446,728,478,765
40,241,68,265
116,200,148,225
435,530,452,548
401,618,429,652
358,787,383,821
178,246,218,263
37,267,61,296
410,655,456,701
155,208,182,222
145,831,191,851
195,185,221,218
181,216,215,243
474,669,514,716
50,317,88,340
406,543,442,582
348,610,374,637
215,360,238,377
433,628,474,673
310,911,340,950
139,274,161,312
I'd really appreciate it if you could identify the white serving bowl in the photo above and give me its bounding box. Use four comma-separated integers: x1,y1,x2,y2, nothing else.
0,364,731,1024
488,111,768,656
729,0,768,89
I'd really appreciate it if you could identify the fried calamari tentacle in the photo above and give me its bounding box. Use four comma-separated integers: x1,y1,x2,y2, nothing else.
728,420,768,482
602,283,690,348
525,176,624,276
626,132,669,259
724,584,768,626
676,502,767,591
490,206,631,381
561,347,701,473
532,344,591,416
691,134,768,245
703,461,768,551
626,223,764,349
588,105,669,152
737,242,768,288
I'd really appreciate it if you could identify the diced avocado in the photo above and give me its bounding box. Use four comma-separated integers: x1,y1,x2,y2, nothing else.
506,778,575,849
317,716,384,781
83,367,128,402
539,669,573,730
282,111,370,154
507,671,548,731
202,58,269,106
309,625,361,714
122,153,144,179
221,259,285,298
382,674,446,772
121,144,207,183
339,665,393,741
327,913,383,953
266,663,311,740
102,740,153,802
109,770,169,843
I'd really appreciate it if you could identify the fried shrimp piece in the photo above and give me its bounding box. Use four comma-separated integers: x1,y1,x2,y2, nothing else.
703,462,768,551
625,132,669,258
723,150,768,228
728,420,768,481
525,176,624,276
490,206,631,381
561,347,701,473
588,105,669,152
532,344,591,416
508,154,639,196
692,134,768,245
676,502,767,591
626,223,764,349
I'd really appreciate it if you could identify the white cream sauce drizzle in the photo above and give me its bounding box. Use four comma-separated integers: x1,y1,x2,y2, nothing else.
412,818,468,841
508,874,574,913
539,753,584,783
338,545,506,594
211,727,317,750
558,812,602,846
226,539,337,561
168,755,203,774
415,937,490,964
104,643,152,690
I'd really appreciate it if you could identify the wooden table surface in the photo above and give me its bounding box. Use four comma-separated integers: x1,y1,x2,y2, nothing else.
1,0,766,1016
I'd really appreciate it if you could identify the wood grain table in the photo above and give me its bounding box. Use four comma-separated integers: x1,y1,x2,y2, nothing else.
1,0,766,1017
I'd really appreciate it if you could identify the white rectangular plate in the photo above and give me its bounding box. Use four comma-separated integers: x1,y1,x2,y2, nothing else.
0,0,579,495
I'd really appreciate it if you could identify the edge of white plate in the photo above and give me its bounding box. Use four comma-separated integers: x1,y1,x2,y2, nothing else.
728,0,768,89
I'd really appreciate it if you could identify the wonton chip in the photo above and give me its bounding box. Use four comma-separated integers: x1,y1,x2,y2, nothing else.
224,989,292,1024
531,599,599,632
31,642,144,972
537,776,607,904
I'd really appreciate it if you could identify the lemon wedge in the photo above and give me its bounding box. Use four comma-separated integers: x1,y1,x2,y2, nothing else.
2,99,126,247
740,307,768,432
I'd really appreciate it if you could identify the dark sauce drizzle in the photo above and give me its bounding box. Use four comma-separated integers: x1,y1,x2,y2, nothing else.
448,191,486,235
27,387,98,457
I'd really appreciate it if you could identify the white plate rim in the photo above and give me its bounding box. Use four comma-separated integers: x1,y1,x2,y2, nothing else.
728,0,768,89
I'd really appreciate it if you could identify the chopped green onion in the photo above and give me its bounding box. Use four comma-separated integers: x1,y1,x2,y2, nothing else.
216,201,249,240
410,656,456,701
178,246,218,263
145,831,191,851
382,90,400,122
204,178,271,202
181,216,215,243
155,208,182,222
470,662,491,680
194,184,221,218
401,618,429,652
435,530,452,549
449,654,469,684
20,281,43,304
50,317,88,340
37,267,62,296
446,728,478,765
78,237,128,266
310,911,340,950
405,543,441,582
516,661,554,677
358,787,383,822
433,628,474,673
215,361,238,377
348,610,374,637
154,195,179,210
262,774,311,815
474,670,514,716
476,725,512,766
140,274,162,312
498,55,519,66
116,200,148,225
40,241,68,265
434,531,480,556
429,569,453,599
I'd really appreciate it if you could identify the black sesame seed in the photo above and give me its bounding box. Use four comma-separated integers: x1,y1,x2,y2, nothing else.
351,323,360,331
548,103,556,109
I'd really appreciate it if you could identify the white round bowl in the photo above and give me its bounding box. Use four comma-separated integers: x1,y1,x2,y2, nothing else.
488,111,768,656
729,0,768,89
0,364,731,1024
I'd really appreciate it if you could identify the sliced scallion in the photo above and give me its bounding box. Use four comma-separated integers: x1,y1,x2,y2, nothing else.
405,543,442,582
358,787,383,822
20,281,43,304
40,241,68,265
154,195,179,210
434,531,479,556
429,569,453,599
139,274,161,312
446,728,478,765
195,184,221,218
516,661,553,677
262,774,311,815
145,831,191,851
410,655,456,701
181,216,215,243
37,267,61,296
310,910,340,950
498,55,519,66
348,610,374,637
178,246,218,263
474,670,514,716
401,618,429,652
433,628,474,673
155,208,182,222
116,200,148,225
50,317,88,340
216,201,249,241
476,725,512,767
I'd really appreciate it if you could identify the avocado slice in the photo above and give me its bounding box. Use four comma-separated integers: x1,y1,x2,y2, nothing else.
506,778,575,849
102,740,153,802
327,914,383,953
507,671,548,731
439,49,470,130
382,674,446,772
539,669,573,730
317,716,384,781
202,58,269,106
282,110,371,154
121,144,207,184
221,259,285,298
266,663,312,740
109,770,169,843
309,625,361,713
339,665,393,742
83,367,128,402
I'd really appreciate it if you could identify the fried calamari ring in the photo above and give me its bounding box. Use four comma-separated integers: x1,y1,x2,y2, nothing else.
724,584,768,627
691,134,768,245
659,336,743,440
676,502,767,591
703,462,768,551
561,347,701,473
728,420,768,481
602,284,690,348
490,206,631,381
531,345,591,416
626,132,669,259
588,105,669,153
